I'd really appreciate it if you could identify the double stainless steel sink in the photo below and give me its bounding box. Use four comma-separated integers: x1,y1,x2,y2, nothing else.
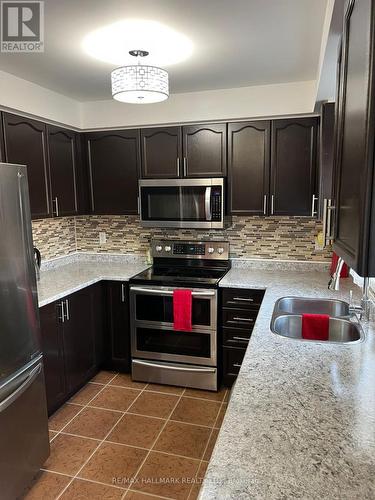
271,297,363,343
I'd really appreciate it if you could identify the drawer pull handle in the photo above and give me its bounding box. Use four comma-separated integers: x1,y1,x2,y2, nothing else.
233,336,249,341
232,297,254,302
232,317,254,322
233,363,242,368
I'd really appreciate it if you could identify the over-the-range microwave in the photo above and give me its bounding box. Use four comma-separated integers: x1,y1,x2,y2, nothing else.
138,178,231,229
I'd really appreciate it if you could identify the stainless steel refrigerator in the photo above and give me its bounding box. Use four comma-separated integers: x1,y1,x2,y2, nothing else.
0,163,49,499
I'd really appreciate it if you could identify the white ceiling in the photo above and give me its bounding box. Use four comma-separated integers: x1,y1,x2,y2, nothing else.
0,0,328,102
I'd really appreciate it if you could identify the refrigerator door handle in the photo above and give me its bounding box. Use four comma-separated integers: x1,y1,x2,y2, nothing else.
0,363,41,414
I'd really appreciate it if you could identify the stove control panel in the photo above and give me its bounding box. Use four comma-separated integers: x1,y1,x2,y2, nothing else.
151,240,229,260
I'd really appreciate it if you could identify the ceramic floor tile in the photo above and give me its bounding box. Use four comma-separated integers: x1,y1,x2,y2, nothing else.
109,373,147,390
134,451,200,500
89,385,140,412
125,490,166,499
203,429,219,461
145,383,185,395
107,413,165,449
188,461,209,500
171,398,221,427
183,387,227,402
48,403,82,431
59,478,125,499
63,407,122,440
22,471,71,500
79,442,147,486
214,403,227,428
128,391,178,419
153,421,211,460
43,434,99,476
69,382,104,405
91,371,117,384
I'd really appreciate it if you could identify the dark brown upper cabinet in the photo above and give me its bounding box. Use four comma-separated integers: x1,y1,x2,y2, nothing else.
2,113,50,219
47,125,79,217
140,127,182,178
182,123,227,177
228,121,271,215
270,118,318,216
318,103,335,220
86,129,140,215
333,0,375,276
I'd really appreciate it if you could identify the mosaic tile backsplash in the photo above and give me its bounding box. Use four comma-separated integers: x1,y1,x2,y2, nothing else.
32,215,332,262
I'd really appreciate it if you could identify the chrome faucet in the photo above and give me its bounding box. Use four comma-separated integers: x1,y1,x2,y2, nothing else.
328,257,344,291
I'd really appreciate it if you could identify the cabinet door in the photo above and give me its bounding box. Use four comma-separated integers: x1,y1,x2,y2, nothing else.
270,118,318,216
183,123,227,177
0,113,5,162
63,288,96,394
86,130,140,214
39,302,66,414
333,0,375,274
47,125,78,216
228,121,270,215
318,102,335,219
141,127,182,178
105,282,131,372
3,113,50,219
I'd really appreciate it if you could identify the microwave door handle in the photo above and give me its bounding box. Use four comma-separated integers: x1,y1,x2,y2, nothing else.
205,187,212,221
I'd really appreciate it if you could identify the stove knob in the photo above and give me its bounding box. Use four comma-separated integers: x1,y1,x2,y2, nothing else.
155,245,163,252
217,247,225,254
208,247,215,254
164,245,172,252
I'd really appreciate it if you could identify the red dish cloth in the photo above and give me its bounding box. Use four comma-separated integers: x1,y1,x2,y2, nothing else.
173,289,192,332
302,314,330,341
330,252,349,278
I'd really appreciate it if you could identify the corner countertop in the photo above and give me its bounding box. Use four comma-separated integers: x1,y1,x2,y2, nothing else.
37,255,149,307
200,267,375,500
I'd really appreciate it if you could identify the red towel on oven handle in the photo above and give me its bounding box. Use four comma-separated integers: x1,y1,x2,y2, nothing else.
302,314,330,341
173,289,192,332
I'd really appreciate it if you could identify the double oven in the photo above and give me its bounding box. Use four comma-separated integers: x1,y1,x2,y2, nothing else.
129,241,230,391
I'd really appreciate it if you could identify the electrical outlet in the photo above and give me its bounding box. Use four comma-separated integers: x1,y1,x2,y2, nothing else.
99,232,107,245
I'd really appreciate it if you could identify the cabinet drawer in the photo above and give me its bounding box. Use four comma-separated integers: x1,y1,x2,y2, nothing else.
223,346,246,379
222,308,257,329
222,288,264,309
223,328,251,348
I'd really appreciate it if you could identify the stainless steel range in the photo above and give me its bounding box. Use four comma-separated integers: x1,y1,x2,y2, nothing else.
129,240,230,391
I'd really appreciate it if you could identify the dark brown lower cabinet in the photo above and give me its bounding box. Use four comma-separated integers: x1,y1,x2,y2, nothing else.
39,283,104,414
104,281,131,372
39,301,66,414
220,288,264,387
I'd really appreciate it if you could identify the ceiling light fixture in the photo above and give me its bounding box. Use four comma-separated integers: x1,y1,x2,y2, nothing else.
111,49,169,104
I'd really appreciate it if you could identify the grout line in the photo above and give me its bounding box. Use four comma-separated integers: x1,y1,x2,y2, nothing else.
54,373,149,500
120,387,188,500
186,389,228,500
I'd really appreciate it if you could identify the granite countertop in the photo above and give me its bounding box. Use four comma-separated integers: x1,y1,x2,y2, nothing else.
37,256,149,307
200,267,375,500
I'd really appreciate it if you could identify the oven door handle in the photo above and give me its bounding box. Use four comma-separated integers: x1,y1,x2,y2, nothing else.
130,287,216,297
205,187,212,221
133,359,216,373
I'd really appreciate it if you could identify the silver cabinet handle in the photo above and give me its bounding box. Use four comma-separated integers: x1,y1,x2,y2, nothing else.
263,195,267,215
130,286,215,297
121,283,125,303
58,301,65,323
311,194,318,217
271,195,274,215
53,197,59,217
65,299,70,321
233,363,242,368
0,363,42,414
183,157,187,177
322,198,328,246
176,158,180,177
233,297,254,302
133,359,216,373
137,196,140,215
326,200,336,242
233,336,249,341
232,317,254,322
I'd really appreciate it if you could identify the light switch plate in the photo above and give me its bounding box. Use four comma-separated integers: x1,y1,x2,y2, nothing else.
99,232,107,244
